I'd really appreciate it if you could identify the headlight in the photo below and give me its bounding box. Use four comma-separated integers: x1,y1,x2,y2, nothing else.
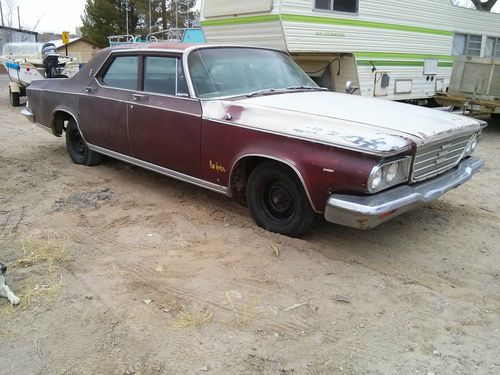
368,157,412,193
371,168,383,190
385,162,399,183
465,134,478,156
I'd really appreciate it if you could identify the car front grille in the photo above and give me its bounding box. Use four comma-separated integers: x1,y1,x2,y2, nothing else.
411,133,474,183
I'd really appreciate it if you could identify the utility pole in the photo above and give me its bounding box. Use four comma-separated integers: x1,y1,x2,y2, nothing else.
0,2,4,27
175,0,178,29
17,5,20,29
125,0,129,36
148,0,152,34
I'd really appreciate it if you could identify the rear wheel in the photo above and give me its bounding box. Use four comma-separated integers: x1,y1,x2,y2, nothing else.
9,87,20,107
65,119,102,166
246,162,315,237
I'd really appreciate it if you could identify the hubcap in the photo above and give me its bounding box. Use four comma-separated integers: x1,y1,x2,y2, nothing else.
262,181,296,221
71,130,86,155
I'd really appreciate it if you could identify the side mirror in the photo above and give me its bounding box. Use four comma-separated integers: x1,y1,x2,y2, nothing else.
345,81,359,94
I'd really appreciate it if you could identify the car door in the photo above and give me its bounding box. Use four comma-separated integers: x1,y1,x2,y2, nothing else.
127,54,203,178
79,54,139,155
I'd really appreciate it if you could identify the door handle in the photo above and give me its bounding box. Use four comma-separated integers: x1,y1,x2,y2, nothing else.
132,94,147,101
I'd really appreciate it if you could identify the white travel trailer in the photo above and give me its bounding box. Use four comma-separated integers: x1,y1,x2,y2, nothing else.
200,0,500,101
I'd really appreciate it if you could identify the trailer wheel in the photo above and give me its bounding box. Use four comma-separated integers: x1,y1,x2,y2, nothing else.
66,119,102,166
9,87,20,107
246,161,315,237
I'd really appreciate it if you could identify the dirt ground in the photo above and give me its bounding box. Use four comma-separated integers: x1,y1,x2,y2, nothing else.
0,74,499,375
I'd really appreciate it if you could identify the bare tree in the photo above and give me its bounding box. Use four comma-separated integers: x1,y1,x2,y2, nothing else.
0,0,42,43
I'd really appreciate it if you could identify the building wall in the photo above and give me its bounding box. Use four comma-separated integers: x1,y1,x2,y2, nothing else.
0,28,37,52
57,39,100,63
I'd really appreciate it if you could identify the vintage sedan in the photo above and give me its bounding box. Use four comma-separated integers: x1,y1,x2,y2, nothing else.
22,44,486,236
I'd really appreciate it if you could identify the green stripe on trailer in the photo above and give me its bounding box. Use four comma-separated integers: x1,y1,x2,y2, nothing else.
355,52,454,61
201,14,280,27
357,60,454,67
202,14,453,36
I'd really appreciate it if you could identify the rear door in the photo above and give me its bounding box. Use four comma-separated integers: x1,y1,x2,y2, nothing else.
127,54,203,178
79,54,139,155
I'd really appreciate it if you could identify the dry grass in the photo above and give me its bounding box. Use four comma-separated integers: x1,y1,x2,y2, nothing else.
224,291,262,327
19,275,63,308
172,305,213,328
17,238,66,267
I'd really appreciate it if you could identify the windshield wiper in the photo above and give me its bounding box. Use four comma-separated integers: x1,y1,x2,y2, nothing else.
286,85,328,91
246,86,328,98
246,88,283,97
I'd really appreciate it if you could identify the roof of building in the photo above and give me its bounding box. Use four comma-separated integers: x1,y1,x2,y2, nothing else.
48,37,82,49
0,25,38,35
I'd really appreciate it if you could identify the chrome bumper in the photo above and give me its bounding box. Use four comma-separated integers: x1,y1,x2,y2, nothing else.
21,107,35,123
324,157,485,230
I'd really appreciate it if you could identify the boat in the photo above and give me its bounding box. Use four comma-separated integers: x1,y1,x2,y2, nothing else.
0,42,80,106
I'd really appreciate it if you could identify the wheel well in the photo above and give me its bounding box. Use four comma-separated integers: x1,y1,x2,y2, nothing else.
51,111,74,137
230,156,313,208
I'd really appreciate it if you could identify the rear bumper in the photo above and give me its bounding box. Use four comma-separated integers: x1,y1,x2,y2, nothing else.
324,157,485,229
21,107,35,123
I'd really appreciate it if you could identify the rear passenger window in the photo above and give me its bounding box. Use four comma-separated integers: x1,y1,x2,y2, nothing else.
143,56,189,97
102,56,138,90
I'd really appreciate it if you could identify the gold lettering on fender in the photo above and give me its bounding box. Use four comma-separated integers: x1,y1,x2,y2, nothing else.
209,160,226,173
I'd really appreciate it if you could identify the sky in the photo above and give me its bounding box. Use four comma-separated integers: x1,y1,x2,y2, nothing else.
8,0,500,34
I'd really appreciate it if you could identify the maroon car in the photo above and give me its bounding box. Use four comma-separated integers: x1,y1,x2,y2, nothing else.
22,43,485,236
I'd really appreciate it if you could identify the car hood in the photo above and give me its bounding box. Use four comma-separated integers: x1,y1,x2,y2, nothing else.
206,91,483,155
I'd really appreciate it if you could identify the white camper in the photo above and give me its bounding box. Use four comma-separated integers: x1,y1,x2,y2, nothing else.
200,0,500,101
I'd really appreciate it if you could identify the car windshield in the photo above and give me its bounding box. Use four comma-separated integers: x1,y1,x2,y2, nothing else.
188,47,319,98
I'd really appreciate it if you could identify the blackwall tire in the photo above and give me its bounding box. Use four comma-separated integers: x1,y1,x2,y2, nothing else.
246,161,315,237
9,87,20,107
65,119,102,166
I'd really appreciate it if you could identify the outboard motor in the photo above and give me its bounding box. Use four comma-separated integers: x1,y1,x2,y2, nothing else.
41,43,61,78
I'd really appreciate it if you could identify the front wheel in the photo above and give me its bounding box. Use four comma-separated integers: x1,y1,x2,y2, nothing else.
65,119,102,166
246,162,315,237
9,87,20,107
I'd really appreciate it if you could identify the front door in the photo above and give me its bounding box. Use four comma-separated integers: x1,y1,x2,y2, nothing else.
127,55,202,178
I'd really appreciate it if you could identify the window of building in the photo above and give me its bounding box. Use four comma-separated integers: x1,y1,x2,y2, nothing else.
143,56,188,96
485,37,500,57
314,0,358,13
102,56,138,90
452,33,482,56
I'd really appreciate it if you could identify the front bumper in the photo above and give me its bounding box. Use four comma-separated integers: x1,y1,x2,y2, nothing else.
324,157,485,229
21,107,35,123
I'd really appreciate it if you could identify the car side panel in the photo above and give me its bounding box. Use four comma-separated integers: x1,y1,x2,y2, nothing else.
200,119,379,212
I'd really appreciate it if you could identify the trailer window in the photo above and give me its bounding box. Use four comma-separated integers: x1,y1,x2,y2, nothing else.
314,0,358,13
485,37,500,58
452,33,482,56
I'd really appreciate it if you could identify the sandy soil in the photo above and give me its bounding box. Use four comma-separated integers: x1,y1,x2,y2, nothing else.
0,74,499,375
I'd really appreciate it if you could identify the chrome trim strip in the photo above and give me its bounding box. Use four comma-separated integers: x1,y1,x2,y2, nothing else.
325,157,485,230
80,92,200,117
203,116,412,157
229,153,321,214
87,144,230,195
